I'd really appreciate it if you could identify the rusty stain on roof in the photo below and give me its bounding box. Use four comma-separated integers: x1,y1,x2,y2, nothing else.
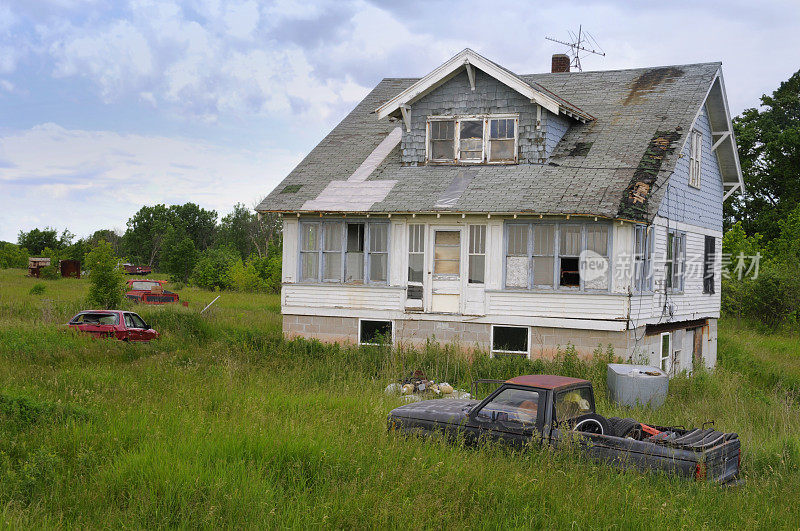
623,67,685,106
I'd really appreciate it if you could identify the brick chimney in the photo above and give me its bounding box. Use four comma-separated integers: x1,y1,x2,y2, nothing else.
551,54,570,73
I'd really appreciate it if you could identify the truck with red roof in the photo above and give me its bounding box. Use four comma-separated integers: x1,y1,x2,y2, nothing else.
387,375,741,483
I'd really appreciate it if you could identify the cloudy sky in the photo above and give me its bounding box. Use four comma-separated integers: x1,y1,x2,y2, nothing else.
1,0,798,242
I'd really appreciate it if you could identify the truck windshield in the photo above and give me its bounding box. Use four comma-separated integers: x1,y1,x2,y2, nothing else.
130,281,160,291
554,387,594,422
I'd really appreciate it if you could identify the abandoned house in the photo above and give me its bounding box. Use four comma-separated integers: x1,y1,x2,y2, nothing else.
256,49,744,374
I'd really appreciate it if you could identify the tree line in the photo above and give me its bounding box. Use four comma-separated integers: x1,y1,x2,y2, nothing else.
1,202,282,293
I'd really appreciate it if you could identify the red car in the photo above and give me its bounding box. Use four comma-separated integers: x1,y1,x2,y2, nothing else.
68,310,159,342
125,279,179,304
122,263,152,275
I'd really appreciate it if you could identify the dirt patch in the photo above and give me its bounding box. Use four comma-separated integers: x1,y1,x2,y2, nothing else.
623,67,685,105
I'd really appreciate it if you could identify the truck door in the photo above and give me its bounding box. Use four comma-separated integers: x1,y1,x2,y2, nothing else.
469,386,544,445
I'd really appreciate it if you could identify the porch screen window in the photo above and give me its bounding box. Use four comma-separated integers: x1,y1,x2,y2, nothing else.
408,224,425,284
299,220,389,285
429,120,455,161
584,224,609,290
322,222,343,282
468,225,486,284
665,230,686,292
489,118,516,162
300,224,320,281
369,224,389,282
434,231,460,276
703,236,716,294
633,225,652,292
505,225,528,288
459,120,484,162
346,223,365,283
533,225,555,288
559,225,581,287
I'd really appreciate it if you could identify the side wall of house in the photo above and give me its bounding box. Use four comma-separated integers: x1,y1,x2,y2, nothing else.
399,69,561,164
657,106,724,232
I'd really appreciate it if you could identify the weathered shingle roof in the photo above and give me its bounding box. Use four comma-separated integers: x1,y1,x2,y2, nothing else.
257,62,722,221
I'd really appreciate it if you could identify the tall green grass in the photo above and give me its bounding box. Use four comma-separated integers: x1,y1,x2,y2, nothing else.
1,268,799,527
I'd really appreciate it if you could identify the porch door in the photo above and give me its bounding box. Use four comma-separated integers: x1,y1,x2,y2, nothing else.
429,227,462,313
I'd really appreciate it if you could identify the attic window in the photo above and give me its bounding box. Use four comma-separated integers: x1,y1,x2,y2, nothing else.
426,114,518,165
281,184,302,194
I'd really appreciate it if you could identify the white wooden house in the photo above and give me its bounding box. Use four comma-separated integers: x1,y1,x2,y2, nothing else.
256,49,744,374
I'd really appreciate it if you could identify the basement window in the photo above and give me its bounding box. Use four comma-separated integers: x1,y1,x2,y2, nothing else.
360,320,393,345
492,326,529,356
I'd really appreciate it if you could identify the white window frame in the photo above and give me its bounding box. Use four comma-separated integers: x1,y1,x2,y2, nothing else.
491,325,531,358
689,129,702,189
633,224,653,293
665,229,686,293
425,114,518,165
358,319,394,346
468,224,486,284
660,332,672,374
298,219,389,285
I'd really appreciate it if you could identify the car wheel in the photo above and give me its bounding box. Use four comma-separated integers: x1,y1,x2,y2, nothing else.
572,413,611,435
612,418,643,439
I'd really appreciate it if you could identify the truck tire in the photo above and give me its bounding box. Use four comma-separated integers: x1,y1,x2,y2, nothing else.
612,418,642,439
572,413,610,435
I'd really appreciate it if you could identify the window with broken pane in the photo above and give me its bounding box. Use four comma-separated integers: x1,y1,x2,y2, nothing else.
505,224,529,288
459,120,484,162
434,230,460,276
345,223,365,283
300,223,320,282
468,225,486,284
533,225,554,288
489,118,516,162
559,225,581,288
428,120,455,161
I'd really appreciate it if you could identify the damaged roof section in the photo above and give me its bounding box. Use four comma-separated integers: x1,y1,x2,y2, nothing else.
619,130,682,220
257,61,736,221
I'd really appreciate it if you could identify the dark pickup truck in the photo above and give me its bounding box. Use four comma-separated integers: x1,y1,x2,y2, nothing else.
387,375,741,483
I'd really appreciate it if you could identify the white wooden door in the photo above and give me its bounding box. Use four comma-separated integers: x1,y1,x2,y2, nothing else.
428,227,462,313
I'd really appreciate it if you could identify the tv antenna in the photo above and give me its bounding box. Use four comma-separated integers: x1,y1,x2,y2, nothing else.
545,25,605,72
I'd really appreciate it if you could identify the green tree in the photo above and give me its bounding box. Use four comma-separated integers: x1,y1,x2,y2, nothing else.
727,69,800,238
122,204,172,267
0,242,29,268
85,241,126,309
161,227,199,283
169,203,217,251
17,228,59,255
216,203,281,259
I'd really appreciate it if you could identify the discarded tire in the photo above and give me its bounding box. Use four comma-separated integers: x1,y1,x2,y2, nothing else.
572,413,610,435
612,418,642,439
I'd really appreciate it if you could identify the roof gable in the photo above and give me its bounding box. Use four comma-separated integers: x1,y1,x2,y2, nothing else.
375,48,593,124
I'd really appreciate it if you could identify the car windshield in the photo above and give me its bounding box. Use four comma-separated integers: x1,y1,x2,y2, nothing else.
554,387,594,422
475,388,540,426
130,281,160,291
72,312,119,325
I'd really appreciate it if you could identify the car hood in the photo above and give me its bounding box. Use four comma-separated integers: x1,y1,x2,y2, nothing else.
389,399,480,425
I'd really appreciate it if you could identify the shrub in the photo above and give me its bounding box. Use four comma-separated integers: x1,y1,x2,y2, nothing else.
161,230,198,283
227,259,264,292
191,246,239,290
38,265,60,280
28,284,46,295
85,241,126,309
0,242,29,269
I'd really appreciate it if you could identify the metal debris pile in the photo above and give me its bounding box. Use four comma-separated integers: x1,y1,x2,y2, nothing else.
384,370,470,402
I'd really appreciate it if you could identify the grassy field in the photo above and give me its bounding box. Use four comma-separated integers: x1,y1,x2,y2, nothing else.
1,268,799,528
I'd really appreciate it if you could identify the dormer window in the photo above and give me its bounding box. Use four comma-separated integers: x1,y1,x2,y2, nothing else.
426,114,518,164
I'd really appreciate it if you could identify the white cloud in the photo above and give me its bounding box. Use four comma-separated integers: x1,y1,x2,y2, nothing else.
0,123,302,240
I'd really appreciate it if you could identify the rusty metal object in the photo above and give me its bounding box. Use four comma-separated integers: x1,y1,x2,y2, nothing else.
59,260,80,278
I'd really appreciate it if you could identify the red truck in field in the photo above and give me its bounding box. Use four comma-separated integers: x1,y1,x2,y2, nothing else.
68,310,159,342
125,279,179,304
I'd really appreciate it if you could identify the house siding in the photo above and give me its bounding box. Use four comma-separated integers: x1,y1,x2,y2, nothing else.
546,112,571,157
399,69,558,165
657,106,724,232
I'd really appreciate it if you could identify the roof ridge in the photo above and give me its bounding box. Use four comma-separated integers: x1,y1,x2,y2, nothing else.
521,61,721,77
